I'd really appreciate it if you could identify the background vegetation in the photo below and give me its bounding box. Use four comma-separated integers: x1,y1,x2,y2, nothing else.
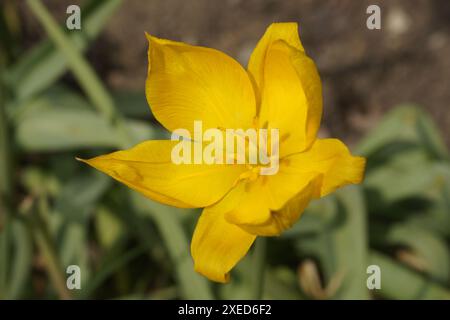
0,0,449,299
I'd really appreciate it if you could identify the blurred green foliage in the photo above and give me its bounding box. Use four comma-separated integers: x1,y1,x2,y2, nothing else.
0,0,449,300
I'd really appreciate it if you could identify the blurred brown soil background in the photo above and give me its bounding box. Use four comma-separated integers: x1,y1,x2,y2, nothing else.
19,0,450,147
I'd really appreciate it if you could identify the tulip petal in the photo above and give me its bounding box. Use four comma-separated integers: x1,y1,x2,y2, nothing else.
238,175,323,236
222,169,316,229
248,23,322,155
284,138,366,196
224,182,272,226
226,139,365,236
191,206,256,283
221,161,318,228
78,140,244,208
206,182,245,215
146,34,256,135
248,22,304,94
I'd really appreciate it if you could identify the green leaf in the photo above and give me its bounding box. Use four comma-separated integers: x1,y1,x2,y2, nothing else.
328,187,370,299
113,91,154,119
293,186,370,299
8,218,33,299
131,193,214,299
283,195,338,238
15,107,159,151
53,172,110,223
357,105,449,162
95,206,124,250
384,224,450,284
4,0,122,100
48,172,112,293
407,197,450,238
79,238,145,299
263,267,305,300
370,251,450,299
0,217,33,299
365,162,450,205
8,85,91,122
219,253,304,300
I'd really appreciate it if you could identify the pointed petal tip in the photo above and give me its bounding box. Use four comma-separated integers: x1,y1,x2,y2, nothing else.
145,32,162,49
145,33,168,47
145,31,155,42
75,156,86,163
75,155,101,169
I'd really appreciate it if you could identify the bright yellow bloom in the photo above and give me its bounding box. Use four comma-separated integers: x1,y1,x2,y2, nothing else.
79,23,365,283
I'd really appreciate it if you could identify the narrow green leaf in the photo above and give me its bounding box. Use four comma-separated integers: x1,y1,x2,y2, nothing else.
294,186,370,299
357,105,448,161
329,187,370,299
370,251,450,299
4,0,122,100
7,218,33,299
15,107,159,151
131,193,214,299
384,224,450,284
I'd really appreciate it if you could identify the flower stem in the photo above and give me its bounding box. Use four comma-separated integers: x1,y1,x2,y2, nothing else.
250,237,267,299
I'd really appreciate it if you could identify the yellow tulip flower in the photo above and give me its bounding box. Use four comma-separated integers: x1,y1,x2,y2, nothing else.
79,23,365,283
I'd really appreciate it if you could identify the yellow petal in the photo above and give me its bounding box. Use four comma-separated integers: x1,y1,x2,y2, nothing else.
248,23,322,155
272,174,323,229
222,160,318,228
223,172,312,229
223,168,317,229
206,180,271,227
206,182,245,215
261,163,319,211
224,139,365,236
284,138,366,197
291,50,323,147
146,34,256,135
224,182,272,226
238,175,323,236
78,140,244,208
191,206,256,283
248,22,304,92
